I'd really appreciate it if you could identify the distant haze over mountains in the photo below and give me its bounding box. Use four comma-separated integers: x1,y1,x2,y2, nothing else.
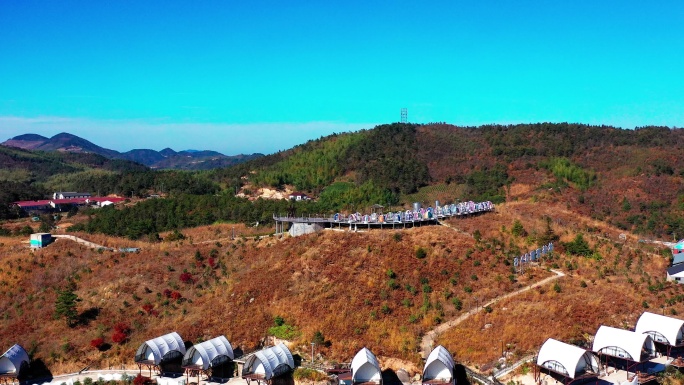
1,132,263,170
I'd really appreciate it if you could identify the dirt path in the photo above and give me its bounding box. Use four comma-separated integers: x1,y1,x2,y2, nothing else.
52,234,113,251
420,269,566,358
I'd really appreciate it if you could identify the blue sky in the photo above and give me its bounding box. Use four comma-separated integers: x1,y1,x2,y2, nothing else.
1,1,683,154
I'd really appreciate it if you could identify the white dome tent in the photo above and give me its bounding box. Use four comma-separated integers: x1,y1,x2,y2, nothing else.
241,343,294,385
422,346,455,385
182,336,235,381
592,326,656,377
351,348,382,385
535,339,599,383
0,344,29,380
635,312,684,357
135,332,186,377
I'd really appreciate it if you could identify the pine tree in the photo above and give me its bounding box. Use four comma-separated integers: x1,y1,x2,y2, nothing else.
55,280,81,327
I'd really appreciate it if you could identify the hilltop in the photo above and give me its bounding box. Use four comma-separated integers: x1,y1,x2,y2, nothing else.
210,123,684,239
2,132,263,170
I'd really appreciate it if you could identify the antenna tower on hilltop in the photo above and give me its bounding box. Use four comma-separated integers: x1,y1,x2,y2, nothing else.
400,108,407,123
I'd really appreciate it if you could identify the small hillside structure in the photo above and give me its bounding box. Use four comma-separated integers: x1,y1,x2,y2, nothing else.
241,343,294,385
635,312,684,356
182,336,234,381
536,339,599,383
592,326,655,368
423,346,455,385
0,344,29,380
351,348,382,385
288,192,310,201
667,264,684,283
672,240,684,265
135,332,186,376
29,233,52,248
53,192,91,199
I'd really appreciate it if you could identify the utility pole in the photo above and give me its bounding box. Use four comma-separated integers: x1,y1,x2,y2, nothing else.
311,342,315,364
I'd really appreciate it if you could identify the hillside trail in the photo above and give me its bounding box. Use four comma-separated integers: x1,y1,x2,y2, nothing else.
436,219,473,238
52,234,113,250
419,269,566,361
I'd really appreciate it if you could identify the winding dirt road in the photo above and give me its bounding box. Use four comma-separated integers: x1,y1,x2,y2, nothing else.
420,269,566,358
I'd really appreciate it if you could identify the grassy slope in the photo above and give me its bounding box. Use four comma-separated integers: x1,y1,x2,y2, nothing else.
2,195,678,376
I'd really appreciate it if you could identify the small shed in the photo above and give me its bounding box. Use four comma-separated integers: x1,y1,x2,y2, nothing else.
135,332,186,376
635,312,684,355
536,339,598,383
242,343,294,384
0,344,29,379
593,325,655,372
29,233,52,248
423,346,455,385
351,348,382,385
182,336,234,380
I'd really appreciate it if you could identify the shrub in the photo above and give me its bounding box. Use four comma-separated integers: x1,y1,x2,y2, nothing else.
312,330,326,346
565,234,592,256
162,289,172,298
511,220,526,237
170,291,182,300
452,297,463,310
112,331,127,344
415,247,427,259
179,272,193,284
90,338,104,350
553,282,562,293
293,368,328,382
114,322,131,335
165,230,186,242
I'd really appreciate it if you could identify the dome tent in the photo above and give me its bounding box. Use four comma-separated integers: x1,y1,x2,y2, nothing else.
0,344,29,379
422,345,455,384
135,332,186,376
592,326,655,362
182,336,234,371
242,343,294,381
536,339,599,380
351,348,382,385
635,312,684,347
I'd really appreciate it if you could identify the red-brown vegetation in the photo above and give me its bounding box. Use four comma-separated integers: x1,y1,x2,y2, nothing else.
0,203,678,375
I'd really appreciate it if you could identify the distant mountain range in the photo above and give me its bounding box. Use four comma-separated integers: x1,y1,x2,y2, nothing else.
1,133,263,170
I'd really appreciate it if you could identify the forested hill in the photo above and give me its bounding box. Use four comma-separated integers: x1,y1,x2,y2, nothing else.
210,123,684,238
0,146,222,221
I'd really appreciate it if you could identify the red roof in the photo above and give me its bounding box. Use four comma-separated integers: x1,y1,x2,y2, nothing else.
52,198,89,204
12,200,52,207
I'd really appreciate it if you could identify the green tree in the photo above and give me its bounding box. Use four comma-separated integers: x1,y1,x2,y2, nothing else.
55,281,81,327
564,234,592,257
511,220,526,237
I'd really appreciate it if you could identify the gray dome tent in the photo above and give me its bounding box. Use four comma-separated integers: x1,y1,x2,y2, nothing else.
242,343,294,383
135,332,186,376
423,346,455,385
0,345,29,379
182,336,234,380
